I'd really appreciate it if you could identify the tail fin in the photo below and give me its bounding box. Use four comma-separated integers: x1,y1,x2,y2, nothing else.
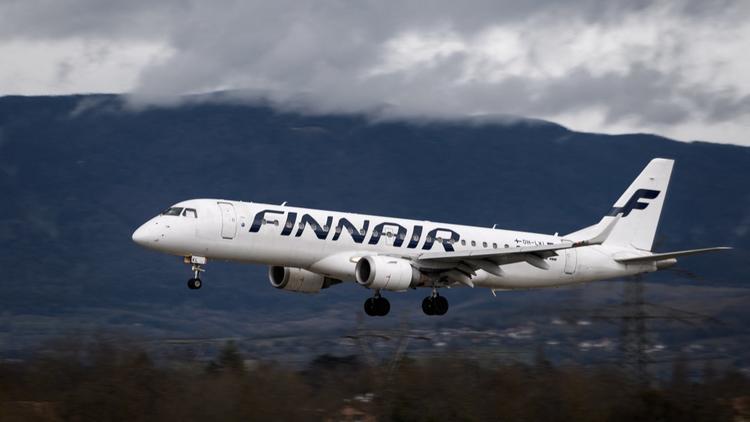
599,158,673,251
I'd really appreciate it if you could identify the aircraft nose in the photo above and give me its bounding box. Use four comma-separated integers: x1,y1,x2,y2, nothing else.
132,223,153,246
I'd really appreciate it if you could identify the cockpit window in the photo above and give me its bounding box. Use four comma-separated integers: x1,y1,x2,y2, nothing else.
162,207,183,216
183,208,198,218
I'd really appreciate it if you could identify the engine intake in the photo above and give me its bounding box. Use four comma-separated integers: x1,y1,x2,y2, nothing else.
355,255,419,291
268,266,338,294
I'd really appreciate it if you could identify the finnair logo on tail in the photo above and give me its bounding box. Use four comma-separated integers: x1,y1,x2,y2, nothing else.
607,189,660,217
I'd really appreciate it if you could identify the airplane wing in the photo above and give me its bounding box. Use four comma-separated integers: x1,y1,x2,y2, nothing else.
613,247,732,263
413,217,620,287
418,242,572,264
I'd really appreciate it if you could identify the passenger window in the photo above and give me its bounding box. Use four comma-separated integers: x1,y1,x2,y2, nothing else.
183,208,197,218
471,240,476,247
493,243,497,249
483,242,488,248
504,244,509,248
461,240,466,246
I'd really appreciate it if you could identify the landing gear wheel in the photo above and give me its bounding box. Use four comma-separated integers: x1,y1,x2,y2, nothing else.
187,278,202,290
364,297,378,316
364,296,390,316
434,295,449,315
422,296,435,315
422,295,449,316
375,297,390,316
184,256,206,290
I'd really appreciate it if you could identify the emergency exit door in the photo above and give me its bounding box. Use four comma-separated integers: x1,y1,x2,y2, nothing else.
564,249,577,275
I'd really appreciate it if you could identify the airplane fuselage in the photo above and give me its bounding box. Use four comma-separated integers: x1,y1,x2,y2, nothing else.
133,199,652,290
132,159,730,316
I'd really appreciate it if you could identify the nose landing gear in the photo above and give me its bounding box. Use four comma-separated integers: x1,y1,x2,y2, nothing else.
363,292,390,316
422,289,449,316
185,256,206,290
187,277,202,289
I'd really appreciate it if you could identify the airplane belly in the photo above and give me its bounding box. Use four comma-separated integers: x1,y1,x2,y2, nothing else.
470,261,562,289
218,233,327,267
475,247,651,289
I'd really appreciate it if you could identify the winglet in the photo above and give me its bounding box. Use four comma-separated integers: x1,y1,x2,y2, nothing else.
573,215,620,247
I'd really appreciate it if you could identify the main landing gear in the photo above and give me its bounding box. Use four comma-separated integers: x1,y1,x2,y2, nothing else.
422,289,449,316
362,290,450,317
363,292,390,317
185,256,206,290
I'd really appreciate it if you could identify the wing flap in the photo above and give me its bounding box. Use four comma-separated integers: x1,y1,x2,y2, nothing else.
464,259,504,276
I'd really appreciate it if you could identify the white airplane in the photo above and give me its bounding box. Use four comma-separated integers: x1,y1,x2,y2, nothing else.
132,158,729,316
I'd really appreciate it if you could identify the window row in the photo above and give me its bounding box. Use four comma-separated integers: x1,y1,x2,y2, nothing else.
459,240,510,249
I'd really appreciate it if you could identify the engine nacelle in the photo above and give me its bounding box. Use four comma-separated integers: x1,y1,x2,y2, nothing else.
355,255,419,291
268,266,337,294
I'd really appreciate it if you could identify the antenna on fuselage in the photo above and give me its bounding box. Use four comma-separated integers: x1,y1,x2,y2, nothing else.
280,201,287,206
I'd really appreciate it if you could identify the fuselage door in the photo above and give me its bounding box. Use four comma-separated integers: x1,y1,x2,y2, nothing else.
564,248,577,275
218,202,237,239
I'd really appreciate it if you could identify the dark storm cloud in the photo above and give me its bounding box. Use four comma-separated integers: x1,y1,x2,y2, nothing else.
0,0,180,40
2,0,749,138
3,0,739,45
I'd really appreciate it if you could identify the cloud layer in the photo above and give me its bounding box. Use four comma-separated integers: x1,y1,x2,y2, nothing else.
2,0,749,145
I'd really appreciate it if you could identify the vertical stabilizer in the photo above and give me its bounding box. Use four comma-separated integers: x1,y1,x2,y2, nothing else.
600,158,673,251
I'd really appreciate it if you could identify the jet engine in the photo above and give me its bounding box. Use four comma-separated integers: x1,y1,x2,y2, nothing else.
355,255,420,291
268,266,338,294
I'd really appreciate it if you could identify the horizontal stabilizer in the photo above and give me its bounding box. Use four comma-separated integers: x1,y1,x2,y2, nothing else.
614,247,732,264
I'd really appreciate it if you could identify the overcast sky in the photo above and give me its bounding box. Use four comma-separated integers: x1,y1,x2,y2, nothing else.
1,0,749,145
